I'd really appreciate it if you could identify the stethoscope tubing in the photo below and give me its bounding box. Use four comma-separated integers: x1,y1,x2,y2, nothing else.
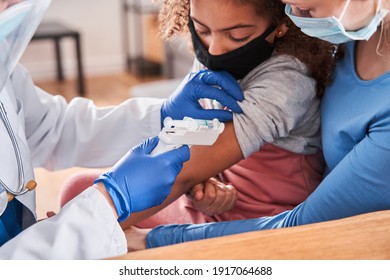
0,100,27,196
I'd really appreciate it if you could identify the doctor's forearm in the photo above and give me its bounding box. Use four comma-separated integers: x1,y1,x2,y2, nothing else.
120,123,243,228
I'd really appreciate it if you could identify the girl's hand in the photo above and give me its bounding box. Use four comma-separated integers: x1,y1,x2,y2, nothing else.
189,177,238,216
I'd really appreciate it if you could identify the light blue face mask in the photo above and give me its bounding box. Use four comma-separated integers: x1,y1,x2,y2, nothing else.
0,1,33,42
0,0,51,91
285,0,389,44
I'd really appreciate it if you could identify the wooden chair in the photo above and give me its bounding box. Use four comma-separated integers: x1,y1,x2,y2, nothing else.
31,21,86,96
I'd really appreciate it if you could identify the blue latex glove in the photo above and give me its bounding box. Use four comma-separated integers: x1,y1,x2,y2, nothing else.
94,137,190,222
161,70,244,127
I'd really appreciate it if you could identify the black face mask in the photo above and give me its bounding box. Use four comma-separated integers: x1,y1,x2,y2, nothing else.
188,18,276,80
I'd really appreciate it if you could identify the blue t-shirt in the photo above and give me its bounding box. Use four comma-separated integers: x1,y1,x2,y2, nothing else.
147,42,390,248
0,199,24,246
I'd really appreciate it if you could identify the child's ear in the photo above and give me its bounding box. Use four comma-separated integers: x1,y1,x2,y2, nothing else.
275,23,288,38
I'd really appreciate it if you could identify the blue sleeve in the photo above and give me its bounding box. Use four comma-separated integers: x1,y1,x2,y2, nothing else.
147,115,390,248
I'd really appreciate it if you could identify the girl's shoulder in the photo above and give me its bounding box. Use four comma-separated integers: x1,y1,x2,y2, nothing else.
241,53,311,85
258,53,308,73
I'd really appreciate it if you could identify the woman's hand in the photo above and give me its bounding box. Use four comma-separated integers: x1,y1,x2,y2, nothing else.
189,177,238,216
123,226,152,252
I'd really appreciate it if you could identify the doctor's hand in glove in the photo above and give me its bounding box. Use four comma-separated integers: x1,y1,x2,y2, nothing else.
161,70,244,125
188,177,238,216
94,137,190,222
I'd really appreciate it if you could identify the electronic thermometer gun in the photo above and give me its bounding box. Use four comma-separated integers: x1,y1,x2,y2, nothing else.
151,117,225,155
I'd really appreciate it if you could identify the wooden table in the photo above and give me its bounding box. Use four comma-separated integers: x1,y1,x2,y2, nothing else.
114,210,390,260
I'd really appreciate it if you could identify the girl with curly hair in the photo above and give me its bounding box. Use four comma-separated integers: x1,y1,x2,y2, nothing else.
119,0,340,234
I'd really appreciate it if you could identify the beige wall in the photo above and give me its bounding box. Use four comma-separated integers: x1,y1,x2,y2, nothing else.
20,0,162,81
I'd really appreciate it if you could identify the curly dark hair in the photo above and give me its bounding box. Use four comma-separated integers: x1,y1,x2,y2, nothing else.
159,0,342,97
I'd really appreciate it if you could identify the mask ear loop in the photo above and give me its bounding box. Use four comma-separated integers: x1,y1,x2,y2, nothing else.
337,0,351,22
376,13,390,60
377,0,383,13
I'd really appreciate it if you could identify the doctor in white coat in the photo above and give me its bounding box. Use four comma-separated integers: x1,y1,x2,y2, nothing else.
0,0,244,259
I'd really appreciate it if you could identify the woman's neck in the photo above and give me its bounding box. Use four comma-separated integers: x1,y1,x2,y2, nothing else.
355,27,390,80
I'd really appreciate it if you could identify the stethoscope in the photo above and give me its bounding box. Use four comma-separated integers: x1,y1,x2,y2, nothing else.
0,100,36,216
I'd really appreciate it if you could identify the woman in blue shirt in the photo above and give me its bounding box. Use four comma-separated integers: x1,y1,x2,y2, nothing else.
125,0,390,249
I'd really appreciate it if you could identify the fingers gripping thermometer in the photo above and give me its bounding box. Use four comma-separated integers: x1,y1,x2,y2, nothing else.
151,117,225,155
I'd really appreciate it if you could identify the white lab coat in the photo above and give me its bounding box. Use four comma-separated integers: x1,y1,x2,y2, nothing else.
0,64,164,259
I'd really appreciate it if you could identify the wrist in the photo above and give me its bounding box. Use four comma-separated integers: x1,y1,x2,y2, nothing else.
94,174,132,222
94,182,118,220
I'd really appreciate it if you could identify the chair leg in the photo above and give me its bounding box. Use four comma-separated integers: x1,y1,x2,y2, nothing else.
54,38,64,82
75,34,85,96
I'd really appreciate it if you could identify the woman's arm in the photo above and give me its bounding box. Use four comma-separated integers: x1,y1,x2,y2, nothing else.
145,122,390,247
